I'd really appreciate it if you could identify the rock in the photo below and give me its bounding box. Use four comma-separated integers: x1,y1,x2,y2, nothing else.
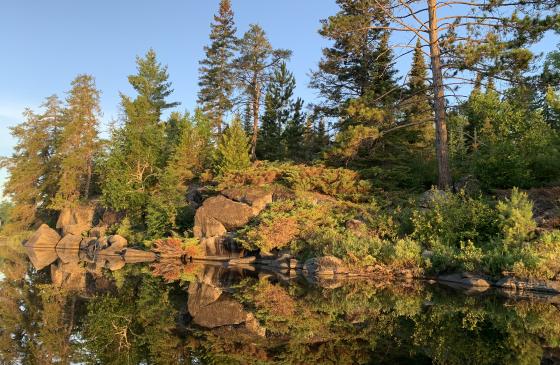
229,256,257,265
50,261,86,290
422,250,434,259
25,246,58,270
89,226,107,238
26,224,61,250
454,175,481,195
56,205,94,236
62,223,90,237
80,237,97,250
194,195,255,236
107,235,128,250
196,217,227,238
303,256,349,276
104,255,126,271
245,313,266,337
289,259,300,269
123,248,156,263
55,234,82,264
221,187,273,213
438,273,491,288
495,276,560,294
418,189,446,209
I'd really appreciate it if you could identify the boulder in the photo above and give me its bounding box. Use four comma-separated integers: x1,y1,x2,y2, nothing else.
104,255,126,271
56,205,95,236
454,175,481,195
188,281,251,328
438,273,491,288
80,237,97,250
303,256,349,276
221,187,273,213
55,234,82,264
25,246,58,270
123,248,156,263
89,226,107,238
196,217,227,238
495,276,560,294
50,261,86,290
26,224,61,250
194,195,255,236
107,235,128,250
418,189,446,209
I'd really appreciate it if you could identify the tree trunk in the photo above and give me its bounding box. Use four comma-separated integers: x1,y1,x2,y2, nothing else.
250,76,260,161
427,0,452,189
84,154,92,200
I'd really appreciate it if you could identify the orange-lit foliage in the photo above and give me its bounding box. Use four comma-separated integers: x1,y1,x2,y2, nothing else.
151,238,203,258
253,281,296,319
150,260,204,283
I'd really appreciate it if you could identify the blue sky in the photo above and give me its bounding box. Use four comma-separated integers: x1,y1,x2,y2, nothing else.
0,1,558,198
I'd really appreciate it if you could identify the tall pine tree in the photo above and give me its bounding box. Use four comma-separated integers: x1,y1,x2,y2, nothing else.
233,24,291,160
53,74,101,207
100,50,178,225
257,63,296,160
310,0,399,130
198,0,237,133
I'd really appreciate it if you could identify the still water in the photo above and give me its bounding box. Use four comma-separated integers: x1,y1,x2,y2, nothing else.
1,241,560,365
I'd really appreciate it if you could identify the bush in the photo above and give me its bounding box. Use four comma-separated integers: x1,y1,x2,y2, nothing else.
411,190,500,250
496,188,536,246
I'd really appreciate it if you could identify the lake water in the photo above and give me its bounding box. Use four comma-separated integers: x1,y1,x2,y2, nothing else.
1,243,560,364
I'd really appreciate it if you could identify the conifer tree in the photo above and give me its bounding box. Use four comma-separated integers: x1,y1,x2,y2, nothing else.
198,0,237,133
54,74,101,206
233,24,291,160
310,0,399,130
215,117,251,175
257,63,296,160
0,104,60,229
100,50,178,224
283,98,307,161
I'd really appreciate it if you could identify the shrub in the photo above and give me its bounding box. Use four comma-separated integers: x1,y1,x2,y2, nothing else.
411,190,500,250
496,188,536,246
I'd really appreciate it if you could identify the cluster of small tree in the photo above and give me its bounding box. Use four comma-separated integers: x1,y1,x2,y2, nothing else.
2,0,560,236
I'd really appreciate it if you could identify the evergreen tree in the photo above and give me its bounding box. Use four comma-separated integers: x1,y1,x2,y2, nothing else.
214,117,251,175
53,74,101,207
257,63,296,160
0,106,58,229
310,0,399,130
283,97,307,161
233,24,291,160
198,0,237,133
100,50,178,226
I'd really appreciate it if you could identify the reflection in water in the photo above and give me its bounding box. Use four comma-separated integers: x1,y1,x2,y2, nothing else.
1,239,560,364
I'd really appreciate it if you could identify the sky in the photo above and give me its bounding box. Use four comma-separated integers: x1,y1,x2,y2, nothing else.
0,1,558,198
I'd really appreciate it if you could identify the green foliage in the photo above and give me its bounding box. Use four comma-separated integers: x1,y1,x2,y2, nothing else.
214,117,251,175
497,188,536,246
0,201,13,229
412,190,500,250
198,0,237,132
457,90,560,188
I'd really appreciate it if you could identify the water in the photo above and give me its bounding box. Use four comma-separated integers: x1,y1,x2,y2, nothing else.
1,242,560,364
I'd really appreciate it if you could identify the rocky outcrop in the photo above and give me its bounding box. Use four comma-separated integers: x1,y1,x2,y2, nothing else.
56,205,95,236
495,276,560,294
303,256,349,276
193,189,273,256
24,224,61,270
50,261,86,290
438,273,492,289
55,234,82,264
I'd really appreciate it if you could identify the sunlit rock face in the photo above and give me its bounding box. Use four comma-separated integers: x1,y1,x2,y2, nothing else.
193,188,272,256
24,224,61,269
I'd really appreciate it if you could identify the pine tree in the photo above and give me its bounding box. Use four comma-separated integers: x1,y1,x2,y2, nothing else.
100,50,178,225
233,24,291,160
310,0,399,130
283,97,307,161
257,63,296,160
198,0,237,133
0,104,59,229
215,117,251,175
403,39,433,146
53,74,101,207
